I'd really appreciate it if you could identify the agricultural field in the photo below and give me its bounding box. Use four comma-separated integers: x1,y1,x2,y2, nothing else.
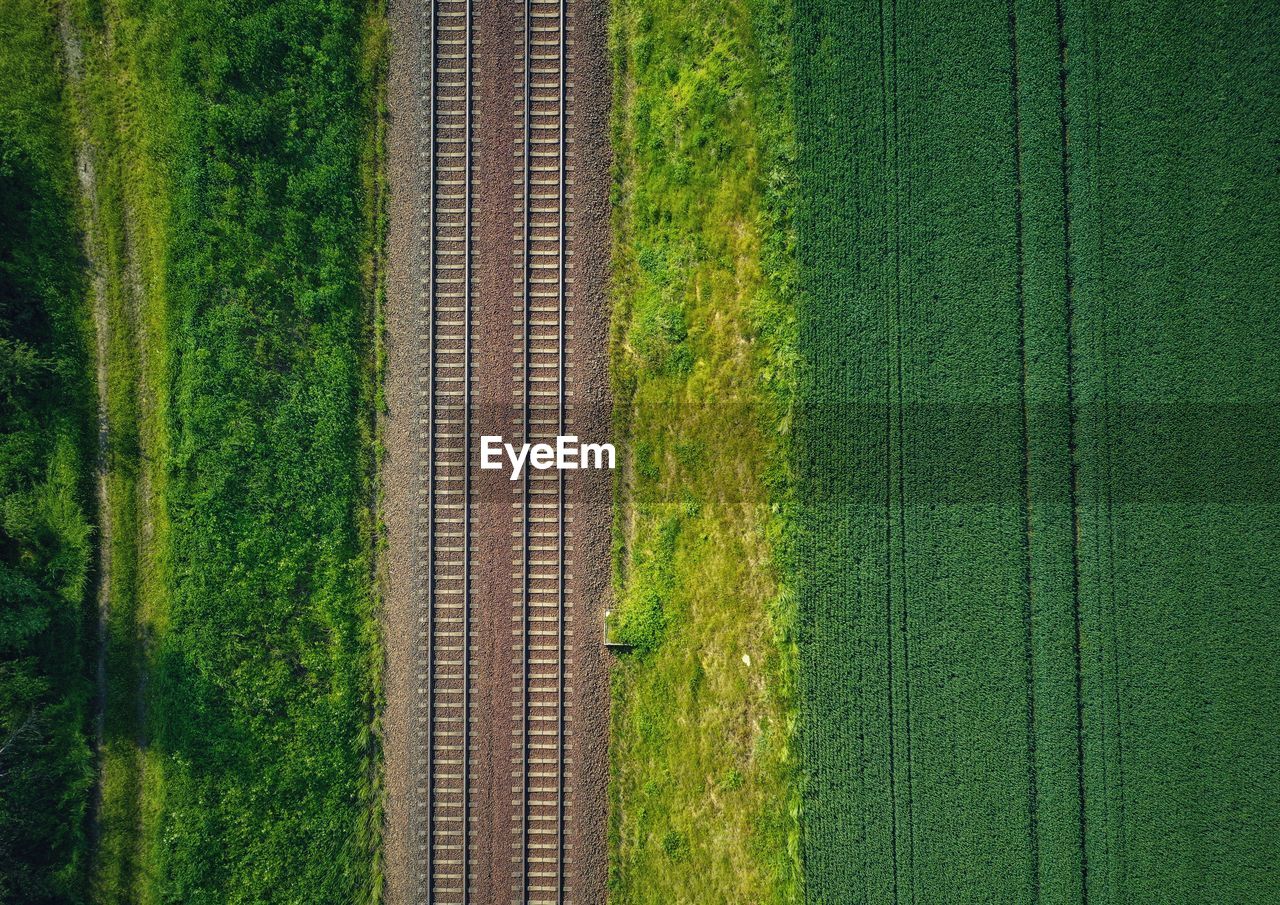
791,1,1279,903
792,1,1048,898
606,0,802,901
1066,4,1279,898
1,0,1275,901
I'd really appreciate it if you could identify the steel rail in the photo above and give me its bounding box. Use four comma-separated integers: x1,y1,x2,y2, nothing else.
554,2,567,901
461,1,473,899
520,0,533,896
516,3,570,900
427,0,437,896
423,2,473,901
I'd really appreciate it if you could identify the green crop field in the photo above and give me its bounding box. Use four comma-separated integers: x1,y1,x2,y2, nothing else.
791,2,1279,903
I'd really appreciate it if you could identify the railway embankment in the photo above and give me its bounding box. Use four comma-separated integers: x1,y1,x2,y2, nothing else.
382,2,611,901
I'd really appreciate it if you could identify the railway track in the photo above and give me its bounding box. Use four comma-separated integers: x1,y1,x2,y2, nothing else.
511,3,574,904
412,1,576,902
416,0,473,901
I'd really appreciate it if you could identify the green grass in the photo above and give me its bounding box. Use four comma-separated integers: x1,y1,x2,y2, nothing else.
153,1,386,898
791,2,1279,903
65,1,176,899
607,0,802,901
0,2,95,900
66,0,388,901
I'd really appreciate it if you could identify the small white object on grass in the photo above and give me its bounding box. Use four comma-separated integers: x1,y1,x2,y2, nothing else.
742,653,751,667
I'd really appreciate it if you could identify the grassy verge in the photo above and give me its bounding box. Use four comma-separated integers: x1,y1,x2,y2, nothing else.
0,3,95,900
68,0,388,900
607,1,801,901
359,4,390,900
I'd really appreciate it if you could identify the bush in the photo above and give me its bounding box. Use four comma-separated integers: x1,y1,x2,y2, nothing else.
0,8,95,897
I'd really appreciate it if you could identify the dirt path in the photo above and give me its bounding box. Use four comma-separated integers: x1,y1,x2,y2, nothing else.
57,4,112,856
59,8,156,886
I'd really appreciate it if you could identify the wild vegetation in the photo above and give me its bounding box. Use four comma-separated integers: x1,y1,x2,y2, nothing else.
62,0,388,901
154,0,386,889
607,0,801,901
0,3,94,900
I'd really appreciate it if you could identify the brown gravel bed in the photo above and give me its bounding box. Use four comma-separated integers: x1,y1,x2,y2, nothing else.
382,1,612,902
